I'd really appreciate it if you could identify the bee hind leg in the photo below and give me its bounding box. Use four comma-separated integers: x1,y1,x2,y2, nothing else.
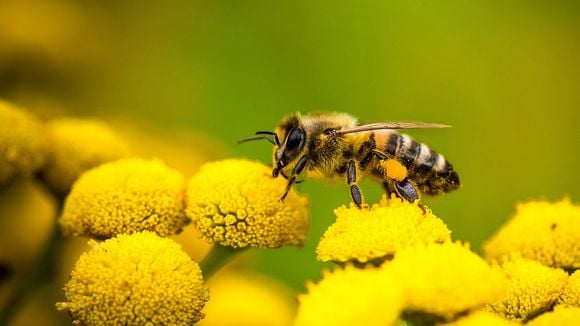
393,179,419,203
347,160,364,208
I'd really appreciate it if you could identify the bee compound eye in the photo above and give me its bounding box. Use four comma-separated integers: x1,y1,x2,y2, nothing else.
286,128,304,150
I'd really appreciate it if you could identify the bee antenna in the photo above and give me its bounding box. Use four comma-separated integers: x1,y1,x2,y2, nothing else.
254,131,280,146
237,135,276,145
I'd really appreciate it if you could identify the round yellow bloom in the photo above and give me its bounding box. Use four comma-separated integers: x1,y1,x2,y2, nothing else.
483,198,580,269
42,118,129,192
384,242,506,320
294,265,403,326
199,272,295,326
444,311,517,326
526,306,580,326
317,195,451,264
0,101,47,184
59,158,188,238
558,270,580,307
487,256,568,321
185,159,309,248
56,231,209,325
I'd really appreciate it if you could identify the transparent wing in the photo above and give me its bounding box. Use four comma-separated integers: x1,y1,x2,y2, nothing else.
336,121,450,134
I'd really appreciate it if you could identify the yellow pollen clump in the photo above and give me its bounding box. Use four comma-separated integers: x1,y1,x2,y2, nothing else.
56,231,209,325
384,242,506,320
42,118,129,193
185,159,309,248
482,198,580,269
526,306,580,326
486,256,568,321
0,101,47,185
317,195,451,264
294,265,403,326
558,270,580,307
382,159,407,182
59,158,188,238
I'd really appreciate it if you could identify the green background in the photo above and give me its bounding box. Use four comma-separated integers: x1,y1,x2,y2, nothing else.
2,0,579,292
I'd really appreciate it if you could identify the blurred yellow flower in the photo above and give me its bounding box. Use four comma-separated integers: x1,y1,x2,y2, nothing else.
294,265,403,326
443,311,516,326
558,270,580,307
59,158,188,238
0,101,47,185
42,118,129,193
199,272,296,326
317,195,450,264
483,198,580,269
385,242,505,320
56,231,209,325
487,256,568,321
526,306,580,326
185,159,309,248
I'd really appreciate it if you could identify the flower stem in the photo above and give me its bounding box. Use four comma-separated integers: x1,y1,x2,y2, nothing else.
199,244,246,279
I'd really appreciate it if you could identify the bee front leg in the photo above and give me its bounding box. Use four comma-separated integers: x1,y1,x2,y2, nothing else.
347,159,364,208
279,155,308,202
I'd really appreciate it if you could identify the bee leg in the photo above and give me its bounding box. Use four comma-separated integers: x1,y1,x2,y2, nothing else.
347,159,364,208
393,179,419,203
279,155,308,202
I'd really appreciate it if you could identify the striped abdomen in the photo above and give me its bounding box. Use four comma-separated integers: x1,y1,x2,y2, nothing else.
379,132,460,196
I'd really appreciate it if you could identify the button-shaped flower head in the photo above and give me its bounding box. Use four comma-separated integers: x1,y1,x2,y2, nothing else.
0,101,47,185
59,158,188,238
385,242,506,321
483,198,580,269
559,270,580,307
43,118,129,192
486,256,568,321
294,265,403,326
185,159,309,248
56,231,209,325
317,195,451,264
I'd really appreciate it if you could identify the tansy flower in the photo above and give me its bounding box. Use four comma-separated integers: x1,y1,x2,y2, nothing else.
199,272,296,326
42,118,129,193
0,101,47,185
59,158,188,238
56,231,209,325
185,159,309,248
483,198,580,269
486,256,568,321
558,270,580,307
526,306,580,326
385,242,505,321
294,264,403,326
443,311,516,326
317,195,451,264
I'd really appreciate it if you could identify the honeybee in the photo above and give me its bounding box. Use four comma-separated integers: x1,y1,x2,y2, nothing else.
240,112,460,207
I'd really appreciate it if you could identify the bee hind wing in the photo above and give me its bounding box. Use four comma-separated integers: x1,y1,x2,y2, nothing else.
336,122,450,134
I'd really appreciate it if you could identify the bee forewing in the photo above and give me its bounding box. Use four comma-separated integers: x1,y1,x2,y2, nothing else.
336,122,451,134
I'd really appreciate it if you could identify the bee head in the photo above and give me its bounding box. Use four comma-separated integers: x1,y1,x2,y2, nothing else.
272,115,306,178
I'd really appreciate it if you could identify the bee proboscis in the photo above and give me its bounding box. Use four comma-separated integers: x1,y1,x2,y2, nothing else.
239,112,460,207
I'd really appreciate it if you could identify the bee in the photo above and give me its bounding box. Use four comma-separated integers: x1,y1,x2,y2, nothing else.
239,112,460,207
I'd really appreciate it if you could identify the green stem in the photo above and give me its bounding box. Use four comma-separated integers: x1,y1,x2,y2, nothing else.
199,244,247,279
0,221,63,326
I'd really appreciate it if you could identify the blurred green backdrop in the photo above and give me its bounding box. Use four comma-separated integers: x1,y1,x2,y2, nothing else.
1,0,579,293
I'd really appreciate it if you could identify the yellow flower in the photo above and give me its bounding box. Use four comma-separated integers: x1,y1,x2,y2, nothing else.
59,158,188,238
317,195,451,264
443,311,517,326
199,272,296,326
0,101,46,185
294,265,403,326
486,256,568,321
385,242,505,320
526,306,580,326
483,198,580,269
558,270,580,307
56,231,209,325
185,159,309,248
42,118,129,193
